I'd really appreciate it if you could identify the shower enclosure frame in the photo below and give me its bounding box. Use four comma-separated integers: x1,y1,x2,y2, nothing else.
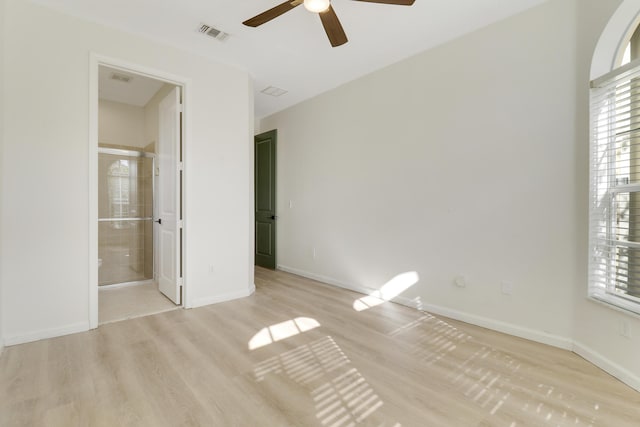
98,147,156,289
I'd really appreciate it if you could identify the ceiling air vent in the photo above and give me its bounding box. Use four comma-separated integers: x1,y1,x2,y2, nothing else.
261,86,288,97
110,73,132,83
198,23,229,42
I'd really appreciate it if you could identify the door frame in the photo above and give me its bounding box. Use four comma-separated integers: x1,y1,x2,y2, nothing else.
88,53,190,329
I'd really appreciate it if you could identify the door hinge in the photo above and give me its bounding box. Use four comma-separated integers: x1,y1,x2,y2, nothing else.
178,278,184,286
178,220,184,228
179,162,184,171
178,103,183,113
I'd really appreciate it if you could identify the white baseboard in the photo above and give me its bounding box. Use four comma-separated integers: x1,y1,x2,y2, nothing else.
5,284,256,346
278,264,572,350
418,302,573,350
191,285,255,309
573,341,640,392
278,264,378,296
278,265,640,392
4,321,90,346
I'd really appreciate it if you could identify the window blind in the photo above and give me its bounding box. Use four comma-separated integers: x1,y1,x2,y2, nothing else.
590,58,640,313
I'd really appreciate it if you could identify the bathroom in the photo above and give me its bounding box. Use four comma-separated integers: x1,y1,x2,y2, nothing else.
98,65,181,323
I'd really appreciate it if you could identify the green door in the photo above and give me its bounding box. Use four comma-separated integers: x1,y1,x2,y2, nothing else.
255,130,277,269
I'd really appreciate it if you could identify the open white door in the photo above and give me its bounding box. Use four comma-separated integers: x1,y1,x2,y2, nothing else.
157,87,182,304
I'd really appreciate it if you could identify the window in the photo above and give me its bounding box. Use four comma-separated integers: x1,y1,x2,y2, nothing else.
621,42,631,67
590,58,640,314
107,160,132,228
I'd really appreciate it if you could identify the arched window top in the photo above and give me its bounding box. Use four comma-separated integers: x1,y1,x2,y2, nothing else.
617,23,640,68
592,0,640,79
108,159,130,177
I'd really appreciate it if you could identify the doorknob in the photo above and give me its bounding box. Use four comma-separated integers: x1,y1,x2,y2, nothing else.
271,215,277,220
154,218,162,225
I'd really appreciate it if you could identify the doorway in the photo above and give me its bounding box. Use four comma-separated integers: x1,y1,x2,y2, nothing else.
255,130,277,269
92,61,185,325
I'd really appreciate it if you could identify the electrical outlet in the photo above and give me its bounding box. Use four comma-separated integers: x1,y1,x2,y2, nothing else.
454,275,466,288
312,247,317,260
501,281,514,296
620,320,631,338
289,200,293,209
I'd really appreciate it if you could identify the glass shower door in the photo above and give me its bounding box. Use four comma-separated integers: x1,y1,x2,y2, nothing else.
98,149,154,286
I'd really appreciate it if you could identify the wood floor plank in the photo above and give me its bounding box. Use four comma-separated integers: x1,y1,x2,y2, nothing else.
1,267,639,426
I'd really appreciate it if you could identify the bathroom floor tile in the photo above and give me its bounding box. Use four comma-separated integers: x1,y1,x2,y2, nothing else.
99,282,179,324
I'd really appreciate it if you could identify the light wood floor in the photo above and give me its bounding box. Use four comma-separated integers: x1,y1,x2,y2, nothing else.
99,282,178,325
1,267,639,426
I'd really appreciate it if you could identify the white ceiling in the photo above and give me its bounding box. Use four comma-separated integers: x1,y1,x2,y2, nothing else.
32,0,549,118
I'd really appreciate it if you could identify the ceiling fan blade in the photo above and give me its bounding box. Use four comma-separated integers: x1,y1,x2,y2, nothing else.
352,0,415,5
319,5,348,47
243,0,302,27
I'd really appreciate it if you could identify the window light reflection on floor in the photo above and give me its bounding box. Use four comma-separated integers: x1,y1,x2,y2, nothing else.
353,271,419,312
248,317,321,350
254,336,401,427
390,314,603,426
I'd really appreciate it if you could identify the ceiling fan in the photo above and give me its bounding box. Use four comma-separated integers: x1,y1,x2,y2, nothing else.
243,0,415,48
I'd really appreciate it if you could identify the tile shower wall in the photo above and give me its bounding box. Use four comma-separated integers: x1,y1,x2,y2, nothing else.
98,152,153,286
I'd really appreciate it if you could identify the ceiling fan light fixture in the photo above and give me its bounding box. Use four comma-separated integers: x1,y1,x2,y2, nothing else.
303,0,330,13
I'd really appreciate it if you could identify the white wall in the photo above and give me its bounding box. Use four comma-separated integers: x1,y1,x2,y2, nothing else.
99,84,175,152
261,0,640,387
144,84,174,151
262,0,578,346
98,100,146,148
572,0,640,390
0,0,253,344
0,0,5,354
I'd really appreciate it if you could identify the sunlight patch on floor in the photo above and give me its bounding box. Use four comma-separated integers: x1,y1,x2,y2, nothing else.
353,271,419,312
249,317,321,350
